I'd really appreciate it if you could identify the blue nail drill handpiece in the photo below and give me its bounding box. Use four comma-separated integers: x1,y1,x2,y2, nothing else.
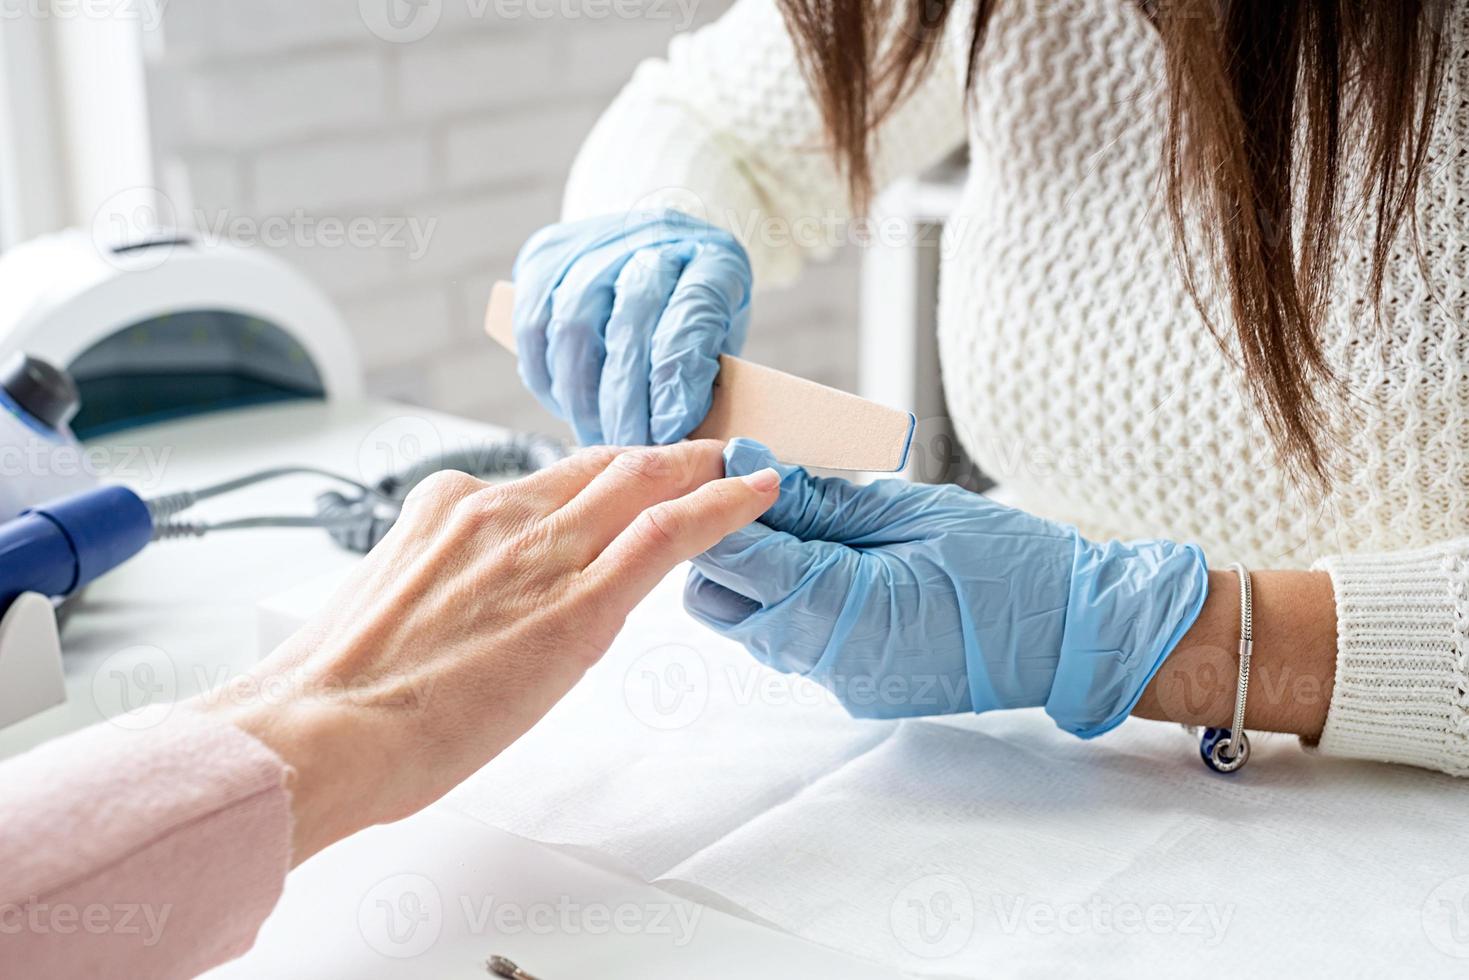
0,485,153,611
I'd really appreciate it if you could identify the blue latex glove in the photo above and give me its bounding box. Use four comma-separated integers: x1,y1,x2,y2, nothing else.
512,209,753,447
686,440,1209,737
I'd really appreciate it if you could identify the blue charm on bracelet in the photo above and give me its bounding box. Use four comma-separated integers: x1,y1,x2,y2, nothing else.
1200,727,1250,773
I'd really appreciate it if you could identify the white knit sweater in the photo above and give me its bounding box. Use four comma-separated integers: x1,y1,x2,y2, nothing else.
561,0,1469,775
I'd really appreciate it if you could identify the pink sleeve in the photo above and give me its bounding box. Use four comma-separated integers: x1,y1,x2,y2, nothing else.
0,709,293,979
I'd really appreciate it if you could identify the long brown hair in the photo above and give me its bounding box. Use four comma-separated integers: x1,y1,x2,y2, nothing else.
777,0,1449,485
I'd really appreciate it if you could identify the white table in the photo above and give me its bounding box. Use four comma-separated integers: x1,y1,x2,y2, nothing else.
0,400,895,980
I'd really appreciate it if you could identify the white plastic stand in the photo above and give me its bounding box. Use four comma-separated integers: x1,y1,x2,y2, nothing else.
0,592,66,728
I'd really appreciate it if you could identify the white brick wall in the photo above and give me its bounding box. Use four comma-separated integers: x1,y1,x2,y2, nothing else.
143,0,860,439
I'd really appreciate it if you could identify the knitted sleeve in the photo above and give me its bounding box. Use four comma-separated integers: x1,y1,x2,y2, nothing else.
561,0,970,285
1313,540,1469,776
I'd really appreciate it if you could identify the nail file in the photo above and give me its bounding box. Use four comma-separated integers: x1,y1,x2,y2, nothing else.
483,281,915,472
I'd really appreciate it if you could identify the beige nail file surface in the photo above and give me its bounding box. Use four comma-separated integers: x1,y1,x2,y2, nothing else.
484,281,915,471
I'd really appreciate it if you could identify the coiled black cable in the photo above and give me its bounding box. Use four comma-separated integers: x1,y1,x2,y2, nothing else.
315,433,568,553
148,433,568,553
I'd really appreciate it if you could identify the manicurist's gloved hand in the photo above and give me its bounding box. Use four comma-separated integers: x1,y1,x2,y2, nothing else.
513,209,753,447
686,440,1210,737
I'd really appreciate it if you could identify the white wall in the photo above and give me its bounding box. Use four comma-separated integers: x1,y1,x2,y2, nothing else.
141,0,860,437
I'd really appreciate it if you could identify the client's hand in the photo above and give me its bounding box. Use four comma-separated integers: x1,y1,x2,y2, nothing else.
686,440,1208,736
190,440,777,862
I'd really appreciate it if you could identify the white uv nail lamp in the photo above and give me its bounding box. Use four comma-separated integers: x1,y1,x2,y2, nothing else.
0,229,363,440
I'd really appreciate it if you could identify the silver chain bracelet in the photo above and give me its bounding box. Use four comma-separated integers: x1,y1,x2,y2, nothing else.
1199,562,1252,774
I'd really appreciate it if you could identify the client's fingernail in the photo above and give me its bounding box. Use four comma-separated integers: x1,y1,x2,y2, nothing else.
742,467,780,493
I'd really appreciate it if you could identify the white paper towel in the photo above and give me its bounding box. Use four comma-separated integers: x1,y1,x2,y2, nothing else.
446,568,1469,976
